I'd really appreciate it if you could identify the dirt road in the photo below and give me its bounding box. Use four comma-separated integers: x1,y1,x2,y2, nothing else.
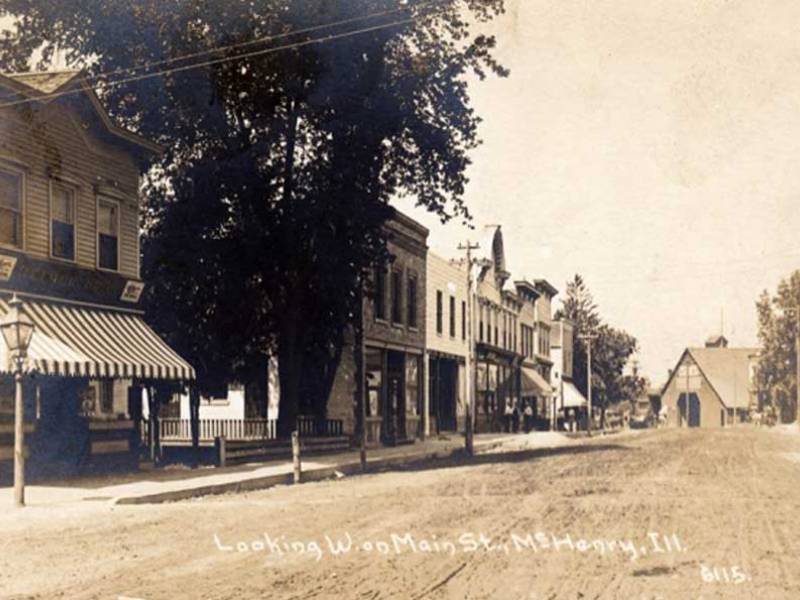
2,427,800,599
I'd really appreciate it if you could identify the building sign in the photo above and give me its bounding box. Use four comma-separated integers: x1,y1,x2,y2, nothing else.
0,254,17,281
120,280,145,303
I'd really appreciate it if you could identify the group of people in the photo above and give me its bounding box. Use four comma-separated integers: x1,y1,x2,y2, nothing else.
503,398,535,433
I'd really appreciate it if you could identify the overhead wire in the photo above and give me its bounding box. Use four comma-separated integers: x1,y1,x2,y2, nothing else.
0,1,452,110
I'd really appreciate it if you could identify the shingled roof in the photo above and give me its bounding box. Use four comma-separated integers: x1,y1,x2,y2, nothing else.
687,346,758,409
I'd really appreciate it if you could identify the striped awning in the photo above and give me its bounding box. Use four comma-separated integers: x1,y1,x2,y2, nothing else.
0,297,195,380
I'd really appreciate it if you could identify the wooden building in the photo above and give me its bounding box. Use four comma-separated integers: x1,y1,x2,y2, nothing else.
0,70,194,479
661,337,757,428
425,252,468,434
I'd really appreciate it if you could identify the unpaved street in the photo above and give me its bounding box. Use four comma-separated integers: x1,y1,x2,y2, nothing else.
2,428,800,599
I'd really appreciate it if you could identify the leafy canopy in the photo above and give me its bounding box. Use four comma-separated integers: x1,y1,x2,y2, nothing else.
0,1,508,423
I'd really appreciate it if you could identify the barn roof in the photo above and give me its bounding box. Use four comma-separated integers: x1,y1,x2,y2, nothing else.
688,347,757,409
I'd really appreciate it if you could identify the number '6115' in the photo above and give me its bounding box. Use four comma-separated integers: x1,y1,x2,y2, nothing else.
700,565,749,584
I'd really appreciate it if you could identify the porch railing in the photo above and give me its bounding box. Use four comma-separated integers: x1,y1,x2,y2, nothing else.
296,416,344,437
141,416,344,443
155,418,278,442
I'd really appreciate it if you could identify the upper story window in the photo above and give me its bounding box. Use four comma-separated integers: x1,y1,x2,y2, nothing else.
97,198,119,271
461,300,466,341
374,267,386,320
391,269,403,324
0,168,23,249
407,274,417,328
436,290,443,334
50,181,75,261
449,295,456,337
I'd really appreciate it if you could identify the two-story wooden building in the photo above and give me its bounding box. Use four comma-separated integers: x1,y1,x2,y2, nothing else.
0,71,194,479
425,252,468,434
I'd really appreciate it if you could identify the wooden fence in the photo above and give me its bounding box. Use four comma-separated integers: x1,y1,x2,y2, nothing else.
145,416,344,443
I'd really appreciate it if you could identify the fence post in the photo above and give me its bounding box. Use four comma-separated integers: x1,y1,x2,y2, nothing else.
292,430,301,484
215,435,226,468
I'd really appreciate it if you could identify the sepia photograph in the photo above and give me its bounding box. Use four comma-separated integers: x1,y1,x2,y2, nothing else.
0,1,799,598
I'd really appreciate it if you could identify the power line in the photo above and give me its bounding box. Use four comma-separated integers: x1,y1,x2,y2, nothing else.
74,0,450,86
0,5,448,110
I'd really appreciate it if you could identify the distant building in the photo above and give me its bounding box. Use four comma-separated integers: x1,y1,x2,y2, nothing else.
661,338,758,428
551,318,587,428
473,226,523,432
516,280,553,428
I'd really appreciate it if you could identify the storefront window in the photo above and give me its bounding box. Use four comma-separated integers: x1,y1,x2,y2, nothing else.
405,355,420,416
366,348,383,417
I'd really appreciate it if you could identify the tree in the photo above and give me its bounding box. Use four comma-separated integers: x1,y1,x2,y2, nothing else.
554,274,600,403
755,271,800,422
555,274,645,426
0,1,508,435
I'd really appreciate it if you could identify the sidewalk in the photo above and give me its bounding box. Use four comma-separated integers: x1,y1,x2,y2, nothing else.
1,432,545,508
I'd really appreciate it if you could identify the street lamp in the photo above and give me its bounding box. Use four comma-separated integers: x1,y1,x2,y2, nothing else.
0,294,35,507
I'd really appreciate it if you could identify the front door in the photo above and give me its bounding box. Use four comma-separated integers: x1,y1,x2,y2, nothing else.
383,351,407,445
439,361,458,431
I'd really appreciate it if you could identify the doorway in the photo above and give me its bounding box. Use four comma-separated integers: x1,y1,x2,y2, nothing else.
678,393,701,428
384,351,406,445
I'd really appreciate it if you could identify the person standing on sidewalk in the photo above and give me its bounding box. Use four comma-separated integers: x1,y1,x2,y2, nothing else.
523,402,533,433
504,399,514,433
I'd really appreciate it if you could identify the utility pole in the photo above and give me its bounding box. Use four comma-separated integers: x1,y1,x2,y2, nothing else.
579,333,597,436
458,241,479,456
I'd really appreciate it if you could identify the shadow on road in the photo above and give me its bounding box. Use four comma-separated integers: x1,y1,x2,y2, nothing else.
372,443,629,476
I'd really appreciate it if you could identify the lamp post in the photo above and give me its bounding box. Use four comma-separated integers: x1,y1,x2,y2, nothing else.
0,294,35,507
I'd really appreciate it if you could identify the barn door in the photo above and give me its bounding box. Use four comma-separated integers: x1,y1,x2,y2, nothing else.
688,394,701,427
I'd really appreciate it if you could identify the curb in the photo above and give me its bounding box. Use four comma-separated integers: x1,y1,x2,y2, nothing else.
112,437,513,505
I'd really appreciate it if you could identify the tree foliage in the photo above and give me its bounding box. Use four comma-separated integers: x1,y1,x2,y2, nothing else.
555,274,645,422
0,1,508,433
755,271,800,422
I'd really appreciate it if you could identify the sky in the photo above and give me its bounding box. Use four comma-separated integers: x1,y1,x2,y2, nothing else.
4,3,800,384
396,0,800,384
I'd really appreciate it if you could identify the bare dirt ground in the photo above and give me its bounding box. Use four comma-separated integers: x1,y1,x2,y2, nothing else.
2,427,800,600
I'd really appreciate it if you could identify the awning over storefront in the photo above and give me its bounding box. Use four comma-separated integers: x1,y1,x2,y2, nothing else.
0,297,195,380
521,366,552,396
561,381,587,408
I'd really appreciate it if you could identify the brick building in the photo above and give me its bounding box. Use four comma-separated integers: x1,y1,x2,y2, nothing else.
327,210,428,446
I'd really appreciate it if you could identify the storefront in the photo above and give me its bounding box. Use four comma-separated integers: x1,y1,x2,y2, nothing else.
0,291,194,480
474,348,520,433
428,352,462,433
521,365,553,430
364,346,422,445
